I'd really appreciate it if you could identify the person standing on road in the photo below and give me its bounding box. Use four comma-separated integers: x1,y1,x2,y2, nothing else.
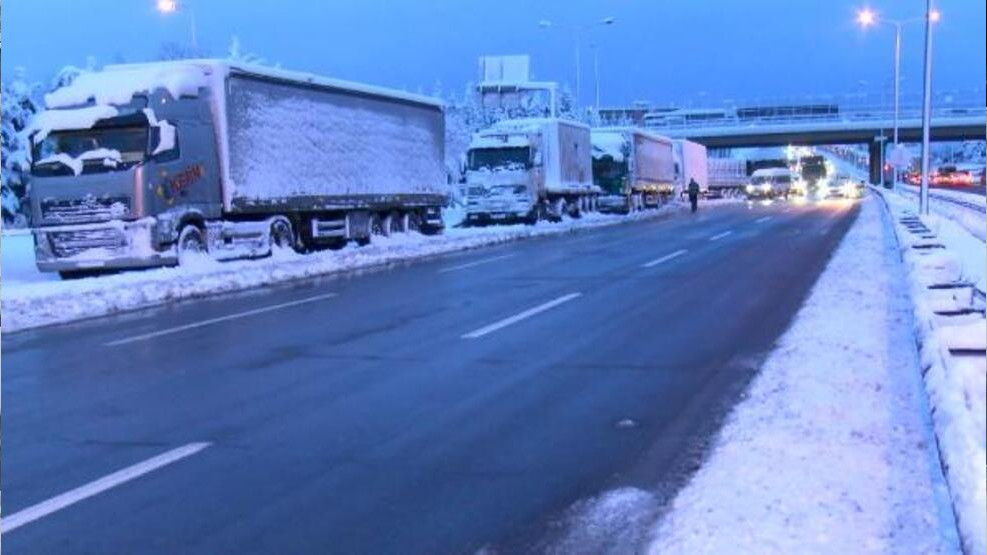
687,178,701,213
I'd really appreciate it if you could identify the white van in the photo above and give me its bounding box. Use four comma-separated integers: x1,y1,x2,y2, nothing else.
745,168,794,199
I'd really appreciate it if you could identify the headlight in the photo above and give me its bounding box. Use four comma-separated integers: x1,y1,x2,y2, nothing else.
745,184,754,192
761,184,771,191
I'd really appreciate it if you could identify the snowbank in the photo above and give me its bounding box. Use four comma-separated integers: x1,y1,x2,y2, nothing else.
876,188,987,555
1,201,737,333
646,196,960,553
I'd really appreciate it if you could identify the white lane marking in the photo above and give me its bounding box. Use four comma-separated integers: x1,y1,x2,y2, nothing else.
755,216,772,224
642,249,688,268
709,230,734,241
462,293,582,339
0,442,210,535
438,254,516,274
106,293,337,347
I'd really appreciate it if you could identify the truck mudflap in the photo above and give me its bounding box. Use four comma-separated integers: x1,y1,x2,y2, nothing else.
33,218,176,272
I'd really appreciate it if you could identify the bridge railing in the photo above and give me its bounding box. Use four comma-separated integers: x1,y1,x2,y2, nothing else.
644,88,986,132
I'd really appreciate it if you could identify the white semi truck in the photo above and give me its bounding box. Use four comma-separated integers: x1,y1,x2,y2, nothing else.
590,127,676,213
673,139,709,197
463,118,597,223
27,60,446,276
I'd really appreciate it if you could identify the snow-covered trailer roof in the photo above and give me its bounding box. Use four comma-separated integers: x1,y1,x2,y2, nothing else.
44,59,444,110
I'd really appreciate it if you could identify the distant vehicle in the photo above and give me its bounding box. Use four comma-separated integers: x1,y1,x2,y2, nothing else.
673,139,709,198
931,164,979,187
821,174,861,198
27,60,447,276
707,157,748,195
745,168,794,199
590,128,676,213
464,118,596,223
799,155,828,184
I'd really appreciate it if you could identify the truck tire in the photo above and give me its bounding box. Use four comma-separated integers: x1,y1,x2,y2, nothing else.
383,211,404,235
551,198,567,222
177,224,206,265
270,217,296,252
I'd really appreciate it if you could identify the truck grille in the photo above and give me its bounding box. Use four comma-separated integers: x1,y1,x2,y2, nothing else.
48,228,128,258
41,196,131,224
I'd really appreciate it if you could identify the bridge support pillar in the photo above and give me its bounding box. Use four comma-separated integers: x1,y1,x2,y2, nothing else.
868,140,884,186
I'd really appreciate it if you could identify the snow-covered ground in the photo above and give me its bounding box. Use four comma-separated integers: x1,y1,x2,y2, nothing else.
876,188,986,555
1,201,737,333
642,196,961,553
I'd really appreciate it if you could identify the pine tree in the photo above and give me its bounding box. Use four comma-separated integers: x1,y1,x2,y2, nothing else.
1,69,43,227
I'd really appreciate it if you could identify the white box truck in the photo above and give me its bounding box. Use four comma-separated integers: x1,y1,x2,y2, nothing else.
463,118,596,223
591,127,676,213
673,139,709,198
27,60,446,275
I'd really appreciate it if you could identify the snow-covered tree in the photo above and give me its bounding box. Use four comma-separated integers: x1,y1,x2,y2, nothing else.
1,69,43,227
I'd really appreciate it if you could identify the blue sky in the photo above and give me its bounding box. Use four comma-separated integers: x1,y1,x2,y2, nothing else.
3,0,984,107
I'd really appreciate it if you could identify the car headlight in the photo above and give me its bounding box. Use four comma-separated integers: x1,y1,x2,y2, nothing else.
745,184,754,192
761,184,771,191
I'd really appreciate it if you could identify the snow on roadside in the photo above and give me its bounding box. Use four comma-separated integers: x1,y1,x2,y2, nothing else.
876,188,987,555
0,201,735,333
647,196,960,553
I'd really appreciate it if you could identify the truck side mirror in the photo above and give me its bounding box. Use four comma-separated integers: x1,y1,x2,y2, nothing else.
533,151,543,166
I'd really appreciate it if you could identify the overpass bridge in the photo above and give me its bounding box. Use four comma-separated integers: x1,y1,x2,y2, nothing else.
645,91,985,183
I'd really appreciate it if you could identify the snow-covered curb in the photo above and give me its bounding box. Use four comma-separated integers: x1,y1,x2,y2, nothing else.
641,196,960,552
872,186,987,555
0,201,738,333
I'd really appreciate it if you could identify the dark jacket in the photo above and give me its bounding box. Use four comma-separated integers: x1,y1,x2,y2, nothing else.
687,179,700,197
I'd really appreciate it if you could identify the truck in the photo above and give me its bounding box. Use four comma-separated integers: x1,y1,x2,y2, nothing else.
673,139,709,198
27,60,446,276
590,127,676,213
706,157,748,196
463,118,596,223
798,154,829,194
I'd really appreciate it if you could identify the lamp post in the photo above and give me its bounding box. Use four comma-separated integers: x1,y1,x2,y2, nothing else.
157,0,198,53
538,17,615,111
857,7,940,193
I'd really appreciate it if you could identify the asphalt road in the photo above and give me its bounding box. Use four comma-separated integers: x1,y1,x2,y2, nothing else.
2,198,860,554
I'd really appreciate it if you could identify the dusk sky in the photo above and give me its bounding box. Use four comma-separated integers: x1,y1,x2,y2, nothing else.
3,0,985,107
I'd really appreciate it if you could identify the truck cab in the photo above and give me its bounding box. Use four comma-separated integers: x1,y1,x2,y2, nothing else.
463,133,543,223
29,85,220,275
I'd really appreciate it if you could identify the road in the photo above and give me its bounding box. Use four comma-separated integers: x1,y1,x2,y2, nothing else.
2,199,860,553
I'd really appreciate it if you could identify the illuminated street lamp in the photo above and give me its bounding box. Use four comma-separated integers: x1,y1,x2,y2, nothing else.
857,6,940,193
538,17,616,110
157,0,198,53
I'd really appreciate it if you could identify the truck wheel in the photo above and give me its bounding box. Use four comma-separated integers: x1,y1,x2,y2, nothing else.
551,198,567,222
383,211,404,235
269,218,296,252
177,224,206,265
371,213,385,236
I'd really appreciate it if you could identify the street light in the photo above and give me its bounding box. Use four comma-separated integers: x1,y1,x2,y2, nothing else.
538,17,616,111
156,0,198,53
857,6,941,193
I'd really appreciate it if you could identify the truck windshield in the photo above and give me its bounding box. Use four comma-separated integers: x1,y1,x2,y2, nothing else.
592,158,629,195
33,124,148,177
468,147,530,171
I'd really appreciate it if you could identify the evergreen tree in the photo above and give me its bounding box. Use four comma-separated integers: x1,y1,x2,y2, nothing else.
1,69,43,227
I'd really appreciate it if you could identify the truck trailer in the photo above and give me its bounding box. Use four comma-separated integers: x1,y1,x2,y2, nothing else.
673,139,709,197
463,118,597,223
591,127,676,213
27,60,446,275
